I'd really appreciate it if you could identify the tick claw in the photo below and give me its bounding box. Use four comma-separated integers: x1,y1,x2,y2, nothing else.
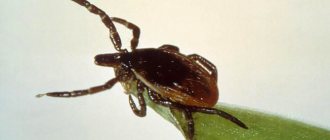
36,94,46,98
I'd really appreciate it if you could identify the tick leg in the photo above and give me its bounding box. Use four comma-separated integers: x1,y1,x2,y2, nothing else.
190,107,248,129
158,44,180,52
147,88,247,139
147,88,176,107
183,109,194,140
188,54,217,81
128,81,146,117
147,88,195,140
36,77,118,98
111,17,140,51
71,0,123,52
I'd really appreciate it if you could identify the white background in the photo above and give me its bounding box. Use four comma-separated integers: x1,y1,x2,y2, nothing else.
1,0,330,140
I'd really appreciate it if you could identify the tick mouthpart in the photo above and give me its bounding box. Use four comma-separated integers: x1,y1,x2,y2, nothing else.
94,53,121,67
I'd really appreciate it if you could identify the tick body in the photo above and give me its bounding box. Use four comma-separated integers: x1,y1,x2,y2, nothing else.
96,48,219,108
37,0,247,139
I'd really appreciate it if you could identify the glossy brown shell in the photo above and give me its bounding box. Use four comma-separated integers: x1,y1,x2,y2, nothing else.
121,48,218,107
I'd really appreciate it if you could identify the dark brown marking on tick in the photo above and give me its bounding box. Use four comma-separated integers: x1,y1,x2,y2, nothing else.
122,49,191,86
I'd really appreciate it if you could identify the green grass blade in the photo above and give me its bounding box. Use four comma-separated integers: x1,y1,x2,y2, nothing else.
125,82,330,140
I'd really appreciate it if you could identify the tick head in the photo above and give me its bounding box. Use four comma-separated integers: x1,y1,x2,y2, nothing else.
94,53,122,67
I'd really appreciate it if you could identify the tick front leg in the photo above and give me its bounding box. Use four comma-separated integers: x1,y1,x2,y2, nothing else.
71,0,123,51
188,54,217,81
111,17,140,51
36,77,118,98
128,81,146,117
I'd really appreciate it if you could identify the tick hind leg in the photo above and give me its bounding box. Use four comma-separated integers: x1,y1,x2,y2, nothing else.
36,77,118,98
111,17,140,51
128,81,146,117
188,54,217,81
190,107,248,129
146,88,195,140
183,108,195,140
146,88,247,140
72,0,123,52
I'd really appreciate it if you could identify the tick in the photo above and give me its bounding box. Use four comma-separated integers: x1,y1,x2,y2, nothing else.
37,0,248,139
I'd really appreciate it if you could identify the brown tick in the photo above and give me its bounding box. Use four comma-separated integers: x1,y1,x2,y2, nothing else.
36,0,248,139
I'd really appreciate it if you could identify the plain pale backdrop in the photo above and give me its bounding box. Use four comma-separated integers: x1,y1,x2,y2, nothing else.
1,0,330,140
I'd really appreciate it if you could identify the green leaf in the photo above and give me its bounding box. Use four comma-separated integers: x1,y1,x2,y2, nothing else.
124,81,330,140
